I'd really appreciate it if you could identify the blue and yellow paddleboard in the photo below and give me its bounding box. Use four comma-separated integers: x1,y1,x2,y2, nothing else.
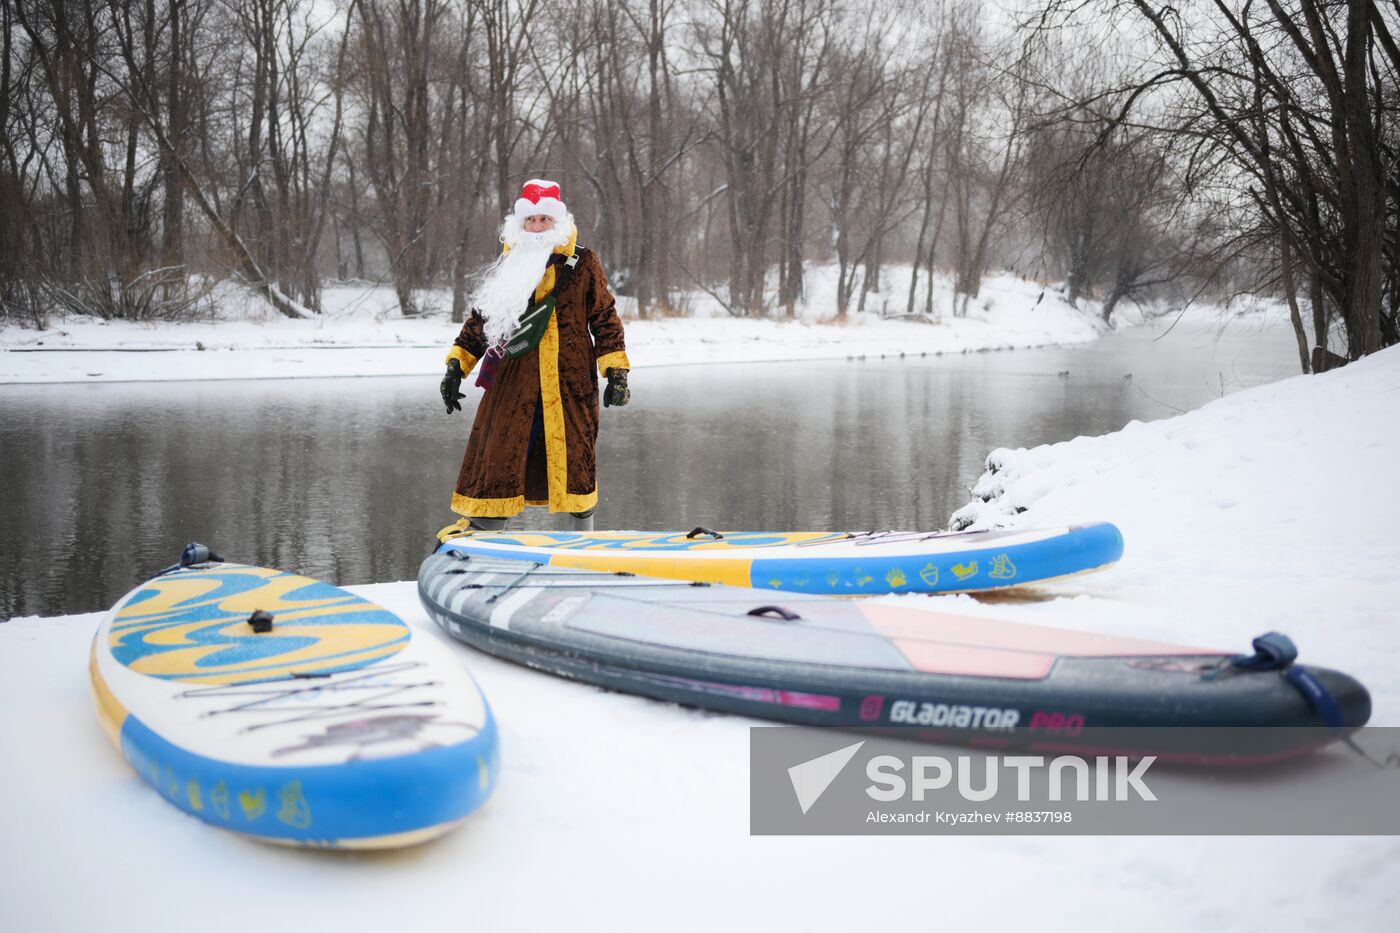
435,522,1124,595
90,552,499,849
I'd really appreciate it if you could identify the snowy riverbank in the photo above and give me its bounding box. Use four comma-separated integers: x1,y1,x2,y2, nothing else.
2,342,1397,930
950,343,1400,722
0,269,1122,384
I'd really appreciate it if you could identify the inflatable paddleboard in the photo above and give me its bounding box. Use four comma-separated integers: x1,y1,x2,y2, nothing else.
419,550,1369,761
434,521,1124,595
91,547,499,848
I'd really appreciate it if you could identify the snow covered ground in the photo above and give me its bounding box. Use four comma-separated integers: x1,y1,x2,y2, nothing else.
2,337,1398,929
0,268,1118,384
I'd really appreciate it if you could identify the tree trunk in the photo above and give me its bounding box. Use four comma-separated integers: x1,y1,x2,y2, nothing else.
1310,273,1328,359
1278,237,1312,374
161,0,186,273
1101,279,1128,323
1339,0,1383,359
907,191,933,316
347,156,366,279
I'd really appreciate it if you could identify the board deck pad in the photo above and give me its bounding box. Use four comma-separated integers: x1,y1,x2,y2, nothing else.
418,551,1369,761
434,522,1124,595
92,562,499,848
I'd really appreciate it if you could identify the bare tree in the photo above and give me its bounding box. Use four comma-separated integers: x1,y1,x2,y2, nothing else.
697,0,841,316
904,4,955,318
1026,95,1189,322
10,0,1385,346
820,13,907,320
1031,0,1399,365
353,0,446,316
14,0,147,314
945,23,1031,312
223,0,351,312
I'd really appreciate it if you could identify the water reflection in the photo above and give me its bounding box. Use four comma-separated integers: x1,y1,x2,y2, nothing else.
0,321,1300,617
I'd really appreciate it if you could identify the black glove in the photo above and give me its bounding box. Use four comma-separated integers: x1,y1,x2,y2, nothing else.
441,358,465,414
603,368,630,408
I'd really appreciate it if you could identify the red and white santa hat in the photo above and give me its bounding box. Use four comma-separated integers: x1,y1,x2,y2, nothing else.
513,178,568,221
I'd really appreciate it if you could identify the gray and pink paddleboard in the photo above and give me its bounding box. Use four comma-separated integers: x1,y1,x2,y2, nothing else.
418,550,1369,763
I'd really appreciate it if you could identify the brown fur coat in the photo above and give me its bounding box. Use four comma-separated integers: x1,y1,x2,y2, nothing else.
444,234,628,517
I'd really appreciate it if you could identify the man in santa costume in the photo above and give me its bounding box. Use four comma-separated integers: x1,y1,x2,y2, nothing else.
440,180,630,532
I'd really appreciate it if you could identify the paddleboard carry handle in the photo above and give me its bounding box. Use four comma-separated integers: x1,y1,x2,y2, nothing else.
1227,632,1298,671
686,527,724,540
1211,631,1348,731
747,605,802,622
152,541,226,578
247,610,274,633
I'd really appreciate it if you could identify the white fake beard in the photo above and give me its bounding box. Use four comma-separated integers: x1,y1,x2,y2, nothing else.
474,215,574,348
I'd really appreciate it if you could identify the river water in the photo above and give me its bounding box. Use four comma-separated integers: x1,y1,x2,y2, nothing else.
0,316,1300,618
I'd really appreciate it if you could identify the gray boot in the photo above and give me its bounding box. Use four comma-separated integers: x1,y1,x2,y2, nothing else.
468,517,509,532
570,508,594,532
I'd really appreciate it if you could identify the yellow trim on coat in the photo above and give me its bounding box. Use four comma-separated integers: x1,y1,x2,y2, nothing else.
445,345,478,374
451,492,524,518
538,312,599,514
452,226,590,519
596,350,630,377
